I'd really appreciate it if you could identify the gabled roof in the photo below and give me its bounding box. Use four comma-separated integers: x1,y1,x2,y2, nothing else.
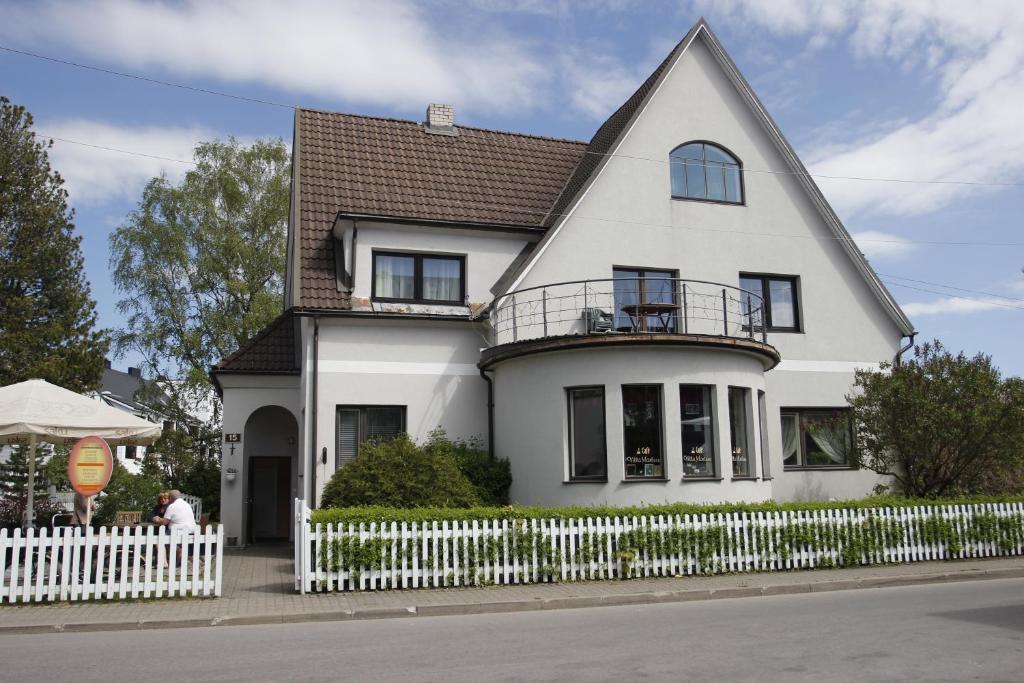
212,311,300,376
293,109,586,309
508,19,914,336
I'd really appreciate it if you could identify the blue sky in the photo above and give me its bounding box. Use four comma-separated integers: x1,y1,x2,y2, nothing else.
2,0,1022,376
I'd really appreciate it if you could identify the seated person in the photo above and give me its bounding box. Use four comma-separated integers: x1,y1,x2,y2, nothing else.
152,490,198,535
148,491,170,531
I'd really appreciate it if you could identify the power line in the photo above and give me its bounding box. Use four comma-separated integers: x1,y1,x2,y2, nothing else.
878,273,1024,304
38,134,196,165
0,44,293,109
880,280,1024,311
4,43,1024,189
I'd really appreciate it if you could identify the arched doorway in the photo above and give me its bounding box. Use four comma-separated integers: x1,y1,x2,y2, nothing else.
243,405,298,543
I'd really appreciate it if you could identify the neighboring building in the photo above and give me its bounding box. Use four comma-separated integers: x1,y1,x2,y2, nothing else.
213,19,914,547
91,361,169,473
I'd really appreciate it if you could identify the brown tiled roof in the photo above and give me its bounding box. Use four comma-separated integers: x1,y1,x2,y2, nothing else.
542,25,698,227
296,110,587,308
212,311,299,375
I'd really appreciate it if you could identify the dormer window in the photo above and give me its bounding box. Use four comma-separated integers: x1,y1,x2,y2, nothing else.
670,142,743,204
372,251,465,304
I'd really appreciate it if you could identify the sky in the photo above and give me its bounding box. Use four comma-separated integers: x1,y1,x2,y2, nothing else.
1,0,1022,376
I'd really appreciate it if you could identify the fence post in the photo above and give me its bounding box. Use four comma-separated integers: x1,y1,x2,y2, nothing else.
681,283,688,334
542,288,548,337
722,288,728,335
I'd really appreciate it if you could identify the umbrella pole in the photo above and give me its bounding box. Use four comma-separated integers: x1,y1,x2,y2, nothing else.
25,434,36,530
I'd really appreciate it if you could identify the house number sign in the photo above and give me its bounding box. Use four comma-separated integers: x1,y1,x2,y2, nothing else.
224,433,241,443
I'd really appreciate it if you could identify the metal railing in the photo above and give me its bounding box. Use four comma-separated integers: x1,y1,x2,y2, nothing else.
486,278,767,347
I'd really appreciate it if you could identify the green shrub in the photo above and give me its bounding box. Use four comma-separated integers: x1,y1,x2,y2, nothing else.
320,433,481,509
426,430,511,506
312,493,1024,526
93,463,164,526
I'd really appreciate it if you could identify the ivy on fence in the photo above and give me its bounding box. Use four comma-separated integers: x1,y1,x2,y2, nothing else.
300,503,1024,592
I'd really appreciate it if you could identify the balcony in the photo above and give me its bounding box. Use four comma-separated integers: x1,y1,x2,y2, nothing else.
479,277,780,369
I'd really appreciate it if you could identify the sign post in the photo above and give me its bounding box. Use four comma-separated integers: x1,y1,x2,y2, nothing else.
67,435,114,525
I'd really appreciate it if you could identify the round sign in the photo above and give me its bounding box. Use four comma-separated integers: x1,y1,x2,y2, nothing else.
67,435,114,496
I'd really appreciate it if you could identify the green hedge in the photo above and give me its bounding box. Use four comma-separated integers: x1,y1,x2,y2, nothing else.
311,494,1024,526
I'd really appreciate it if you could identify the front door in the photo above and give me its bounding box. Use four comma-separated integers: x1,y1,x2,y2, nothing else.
248,456,291,542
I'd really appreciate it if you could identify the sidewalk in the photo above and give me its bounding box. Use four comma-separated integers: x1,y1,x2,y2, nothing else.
3,545,1023,635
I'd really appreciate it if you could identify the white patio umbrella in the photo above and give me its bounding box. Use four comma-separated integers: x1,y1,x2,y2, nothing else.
0,378,163,528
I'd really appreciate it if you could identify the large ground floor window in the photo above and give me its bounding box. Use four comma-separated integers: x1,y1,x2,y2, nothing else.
781,408,853,468
728,387,753,477
622,384,664,479
567,386,607,480
335,405,406,467
680,384,715,478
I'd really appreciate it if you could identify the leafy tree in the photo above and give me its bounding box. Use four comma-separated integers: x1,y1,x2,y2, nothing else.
320,434,481,509
109,137,289,409
850,341,1024,497
0,96,108,391
143,424,221,520
92,462,163,526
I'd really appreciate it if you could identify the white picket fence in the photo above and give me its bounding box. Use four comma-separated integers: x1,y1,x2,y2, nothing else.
1,525,224,603
294,500,1024,593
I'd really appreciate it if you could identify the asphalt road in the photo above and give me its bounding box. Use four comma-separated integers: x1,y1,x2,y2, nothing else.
2,578,1022,683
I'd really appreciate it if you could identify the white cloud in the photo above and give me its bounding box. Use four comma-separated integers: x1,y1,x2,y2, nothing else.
561,49,645,119
850,230,916,260
0,0,547,115
41,121,210,204
901,297,1014,317
706,0,1024,218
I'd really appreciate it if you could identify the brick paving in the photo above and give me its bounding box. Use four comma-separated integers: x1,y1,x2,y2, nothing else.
2,545,1023,634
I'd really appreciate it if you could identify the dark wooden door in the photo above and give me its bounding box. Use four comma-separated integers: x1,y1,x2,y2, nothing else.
249,456,291,542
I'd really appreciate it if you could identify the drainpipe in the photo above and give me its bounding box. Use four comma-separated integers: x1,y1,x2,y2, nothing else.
894,332,916,368
310,316,320,505
480,368,495,460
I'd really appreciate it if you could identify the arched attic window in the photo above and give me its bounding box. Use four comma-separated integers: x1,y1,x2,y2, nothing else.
670,142,743,204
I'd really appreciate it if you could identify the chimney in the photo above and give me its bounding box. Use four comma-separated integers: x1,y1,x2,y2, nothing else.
424,103,457,136
127,367,141,378
104,358,112,369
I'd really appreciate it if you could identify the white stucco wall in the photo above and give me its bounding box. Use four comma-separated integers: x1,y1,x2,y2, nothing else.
348,222,532,306
494,346,773,507
218,374,300,545
310,317,490,504
497,36,905,502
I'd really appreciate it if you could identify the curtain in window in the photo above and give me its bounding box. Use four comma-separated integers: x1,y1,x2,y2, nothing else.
781,414,799,465
804,415,849,464
375,255,414,299
422,258,461,302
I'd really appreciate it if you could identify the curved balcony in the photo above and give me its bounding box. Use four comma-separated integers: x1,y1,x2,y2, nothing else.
480,277,780,369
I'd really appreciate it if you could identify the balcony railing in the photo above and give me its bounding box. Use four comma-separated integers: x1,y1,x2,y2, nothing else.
485,278,767,348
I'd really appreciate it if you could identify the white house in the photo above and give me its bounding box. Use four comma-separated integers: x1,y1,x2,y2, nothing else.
213,19,914,547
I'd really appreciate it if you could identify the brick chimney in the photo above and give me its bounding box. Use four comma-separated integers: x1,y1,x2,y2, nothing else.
424,103,457,136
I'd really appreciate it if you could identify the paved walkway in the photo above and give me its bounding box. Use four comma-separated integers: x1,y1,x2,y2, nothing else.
2,545,1023,635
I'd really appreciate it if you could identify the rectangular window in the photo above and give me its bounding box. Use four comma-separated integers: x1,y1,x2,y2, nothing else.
739,273,800,332
335,405,406,468
372,251,464,304
758,390,771,479
728,387,752,477
125,445,137,460
612,268,678,333
622,385,664,479
567,387,607,480
782,408,853,469
680,385,715,478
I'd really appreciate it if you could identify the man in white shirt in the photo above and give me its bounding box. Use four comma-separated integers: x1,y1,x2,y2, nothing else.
156,490,197,535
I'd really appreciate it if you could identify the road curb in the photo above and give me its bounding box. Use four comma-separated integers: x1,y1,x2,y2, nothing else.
2,565,1022,636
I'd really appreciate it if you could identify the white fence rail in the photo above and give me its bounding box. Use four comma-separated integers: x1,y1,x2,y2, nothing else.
294,500,1024,592
1,525,224,603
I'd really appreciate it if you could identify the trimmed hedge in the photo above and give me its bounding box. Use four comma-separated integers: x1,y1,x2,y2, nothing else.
311,493,1024,526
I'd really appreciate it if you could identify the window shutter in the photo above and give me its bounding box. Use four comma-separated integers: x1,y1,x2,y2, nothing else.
336,409,360,467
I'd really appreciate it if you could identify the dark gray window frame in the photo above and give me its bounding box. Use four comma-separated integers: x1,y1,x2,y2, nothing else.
669,140,745,206
739,272,801,332
335,404,407,469
781,407,856,470
621,383,667,481
566,385,608,482
371,250,466,304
